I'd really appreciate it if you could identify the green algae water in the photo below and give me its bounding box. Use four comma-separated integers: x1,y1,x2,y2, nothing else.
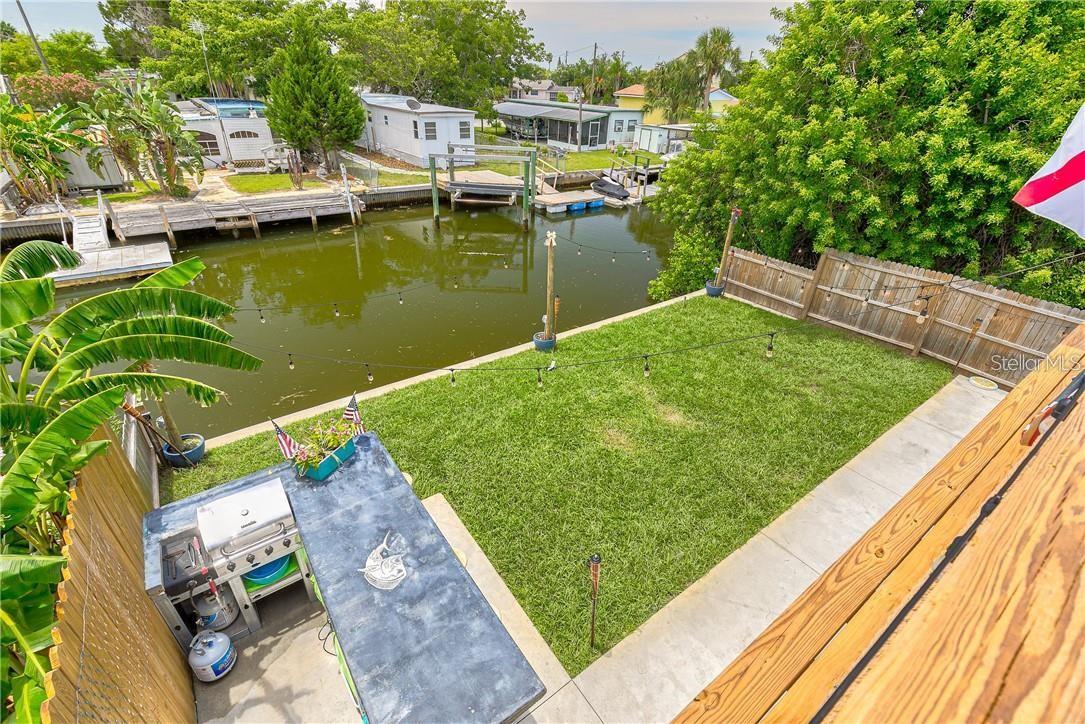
56,204,672,436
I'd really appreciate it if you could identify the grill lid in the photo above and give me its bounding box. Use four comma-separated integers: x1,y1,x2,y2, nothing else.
196,478,291,553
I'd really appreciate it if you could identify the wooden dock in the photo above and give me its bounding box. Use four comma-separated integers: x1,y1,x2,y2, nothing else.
46,213,173,287
116,192,362,241
675,323,1085,723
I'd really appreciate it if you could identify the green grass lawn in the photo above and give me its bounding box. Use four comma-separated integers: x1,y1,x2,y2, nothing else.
223,173,327,194
169,296,950,674
561,149,664,172
375,170,430,187
76,181,161,207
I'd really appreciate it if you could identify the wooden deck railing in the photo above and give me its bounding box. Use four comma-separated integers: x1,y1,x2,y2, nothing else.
674,322,1085,722
42,428,194,723
720,247,1085,387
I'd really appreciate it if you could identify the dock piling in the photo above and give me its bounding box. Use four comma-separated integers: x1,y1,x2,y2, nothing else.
158,205,177,249
429,156,440,229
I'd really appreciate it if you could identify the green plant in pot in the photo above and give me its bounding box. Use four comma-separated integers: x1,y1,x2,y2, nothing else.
0,241,259,719
292,419,359,481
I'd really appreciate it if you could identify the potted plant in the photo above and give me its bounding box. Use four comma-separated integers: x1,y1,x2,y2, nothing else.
293,419,359,481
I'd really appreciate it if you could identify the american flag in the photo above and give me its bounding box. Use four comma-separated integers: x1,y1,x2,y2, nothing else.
343,393,365,433
272,419,301,459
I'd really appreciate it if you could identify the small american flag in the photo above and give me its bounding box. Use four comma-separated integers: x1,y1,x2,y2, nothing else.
343,393,365,433
272,420,300,459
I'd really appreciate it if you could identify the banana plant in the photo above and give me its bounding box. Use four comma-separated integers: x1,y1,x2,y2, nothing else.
1,240,261,721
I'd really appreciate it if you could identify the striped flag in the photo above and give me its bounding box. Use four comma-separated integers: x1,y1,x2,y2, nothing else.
272,419,301,459
1013,102,1085,238
343,393,365,433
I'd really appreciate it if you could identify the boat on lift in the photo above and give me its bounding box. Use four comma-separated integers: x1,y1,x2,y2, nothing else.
590,177,630,200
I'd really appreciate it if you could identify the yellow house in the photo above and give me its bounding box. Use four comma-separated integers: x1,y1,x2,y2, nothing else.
613,84,670,125
614,84,740,123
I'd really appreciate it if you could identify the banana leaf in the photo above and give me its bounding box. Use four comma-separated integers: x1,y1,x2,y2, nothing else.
0,240,82,281
0,555,64,584
54,373,224,407
9,675,47,722
44,287,234,338
59,335,261,373
100,315,233,343
0,404,55,439
0,279,55,330
134,257,206,289
0,386,125,531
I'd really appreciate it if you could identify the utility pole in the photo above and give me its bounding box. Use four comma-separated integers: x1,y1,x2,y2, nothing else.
713,207,742,288
543,231,556,341
577,92,583,152
15,0,49,74
589,42,598,104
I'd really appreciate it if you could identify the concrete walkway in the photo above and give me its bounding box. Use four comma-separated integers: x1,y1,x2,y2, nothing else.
521,375,1005,723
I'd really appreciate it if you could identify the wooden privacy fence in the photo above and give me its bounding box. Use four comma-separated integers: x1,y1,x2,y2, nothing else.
43,428,194,723
721,247,1085,387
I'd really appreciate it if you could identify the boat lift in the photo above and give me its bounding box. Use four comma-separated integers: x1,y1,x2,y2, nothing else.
427,143,540,229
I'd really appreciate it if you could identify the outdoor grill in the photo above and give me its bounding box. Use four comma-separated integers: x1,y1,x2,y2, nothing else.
151,477,315,648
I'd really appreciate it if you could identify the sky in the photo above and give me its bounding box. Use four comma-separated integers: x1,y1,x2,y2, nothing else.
1,0,789,69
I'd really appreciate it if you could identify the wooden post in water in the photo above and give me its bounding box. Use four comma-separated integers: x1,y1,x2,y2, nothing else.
543,231,556,340
529,148,538,220
712,207,742,288
340,163,357,225
158,205,176,250
429,155,440,229
521,160,530,229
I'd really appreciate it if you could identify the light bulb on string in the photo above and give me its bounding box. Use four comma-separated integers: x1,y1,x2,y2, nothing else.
577,246,582,256
449,369,456,386
453,279,459,290
642,356,651,378
611,253,616,263
841,261,849,271
536,368,543,388
259,309,266,324
862,294,870,308
777,270,784,282
825,287,833,302
287,353,295,370
398,292,404,305
333,303,340,318
365,363,374,383
765,334,776,359
916,297,930,325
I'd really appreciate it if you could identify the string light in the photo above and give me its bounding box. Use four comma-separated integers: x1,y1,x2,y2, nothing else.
259,309,266,324
642,355,651,377
365,363,374,383
536,368,543,388
398,292,404,305
449,369,456,386
577,245,582,256
333,303,340,318
453,279,459,289
862,294,870,308
611,253,616,263
825,287,833,302
287,353,295,370
777,270,785,282
916,296,930,324
766,334,775,359
841,261,849,271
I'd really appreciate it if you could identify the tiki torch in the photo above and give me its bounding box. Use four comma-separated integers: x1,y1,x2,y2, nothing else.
587,553,602,648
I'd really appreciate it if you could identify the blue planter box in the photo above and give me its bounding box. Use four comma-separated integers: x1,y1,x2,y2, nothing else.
162,434,206,468
533,331,557,351
706,279,726,297
297,437,357,481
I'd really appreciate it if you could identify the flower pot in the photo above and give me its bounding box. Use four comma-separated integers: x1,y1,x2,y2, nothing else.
162,434,206,468
705,279,726,297
533,331,557,351
296,437,357,481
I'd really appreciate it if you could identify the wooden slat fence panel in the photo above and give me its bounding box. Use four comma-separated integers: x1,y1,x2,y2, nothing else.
42,428,194,724
720,247,1085,386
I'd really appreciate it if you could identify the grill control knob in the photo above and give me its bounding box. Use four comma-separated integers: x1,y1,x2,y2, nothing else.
226,561,236,572
264,546,274,556
283,538,291,547
246,553,256,564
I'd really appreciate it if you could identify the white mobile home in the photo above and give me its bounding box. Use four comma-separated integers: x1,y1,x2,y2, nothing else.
178,99,277,172
358,94,476,168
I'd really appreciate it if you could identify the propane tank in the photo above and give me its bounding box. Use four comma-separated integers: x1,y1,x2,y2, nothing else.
188,630,237,683
193,587,239,631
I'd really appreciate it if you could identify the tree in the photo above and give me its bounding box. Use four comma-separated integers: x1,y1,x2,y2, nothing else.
0,97,92,204
394,0,547,113
691,27,741,109
551,52,645,105
99,0,172,67
651,1,1085,307
0,33,48,78
0,244,260,720
1,29,109,79
144,0,292,97
78,78,204,196
13,73,99,110
644,56,702,123
0,20,17,41
266,13,365,187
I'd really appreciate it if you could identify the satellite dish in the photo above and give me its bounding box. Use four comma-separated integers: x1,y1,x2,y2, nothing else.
406,98,422,110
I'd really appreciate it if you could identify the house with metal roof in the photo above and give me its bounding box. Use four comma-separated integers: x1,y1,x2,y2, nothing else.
357,93,476,168
508,78,583,103
493,98,643,151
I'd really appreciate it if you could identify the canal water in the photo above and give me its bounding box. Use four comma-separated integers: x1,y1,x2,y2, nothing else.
57,204,673,436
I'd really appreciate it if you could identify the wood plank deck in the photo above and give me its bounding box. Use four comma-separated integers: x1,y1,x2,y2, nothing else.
674,323,1085,723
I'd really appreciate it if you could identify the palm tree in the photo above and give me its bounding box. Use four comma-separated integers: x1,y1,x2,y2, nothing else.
691,28,741,110
644,56,702,123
